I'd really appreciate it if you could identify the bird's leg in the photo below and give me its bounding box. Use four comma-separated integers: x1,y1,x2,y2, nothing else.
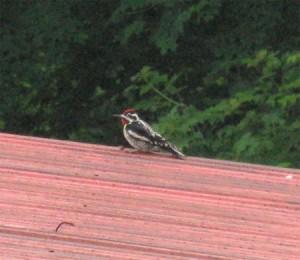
118,146,140,154
118,145,126,151
127,149,145,154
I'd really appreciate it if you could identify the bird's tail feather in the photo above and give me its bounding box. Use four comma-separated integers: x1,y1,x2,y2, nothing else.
169,145,185,159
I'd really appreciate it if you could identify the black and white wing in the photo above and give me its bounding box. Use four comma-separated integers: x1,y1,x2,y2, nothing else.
125,120,185,158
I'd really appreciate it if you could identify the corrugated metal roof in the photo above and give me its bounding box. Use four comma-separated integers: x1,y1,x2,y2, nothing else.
0,132,299,259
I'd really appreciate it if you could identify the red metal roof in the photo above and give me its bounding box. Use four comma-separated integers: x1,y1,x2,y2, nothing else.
0,132,299,259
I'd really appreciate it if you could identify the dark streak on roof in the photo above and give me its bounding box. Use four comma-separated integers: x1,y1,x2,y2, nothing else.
0,133,299,259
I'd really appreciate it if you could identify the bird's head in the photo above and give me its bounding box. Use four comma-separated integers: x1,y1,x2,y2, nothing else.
114,108,140,125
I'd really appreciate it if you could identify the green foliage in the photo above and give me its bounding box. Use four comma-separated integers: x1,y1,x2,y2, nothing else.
0,1,89,137
200,50,300,166
110,0,221,54
126,66,182,109
1,0,300,168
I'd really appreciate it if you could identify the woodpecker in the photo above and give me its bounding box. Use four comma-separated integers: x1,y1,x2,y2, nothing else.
114,108,185,159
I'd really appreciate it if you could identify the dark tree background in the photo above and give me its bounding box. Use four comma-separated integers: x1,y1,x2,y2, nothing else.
1,0,299,168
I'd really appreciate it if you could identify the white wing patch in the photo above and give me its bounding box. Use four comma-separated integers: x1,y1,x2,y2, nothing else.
127,129,151,142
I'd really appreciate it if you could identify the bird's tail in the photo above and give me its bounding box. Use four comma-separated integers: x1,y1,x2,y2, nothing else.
168,145,185,159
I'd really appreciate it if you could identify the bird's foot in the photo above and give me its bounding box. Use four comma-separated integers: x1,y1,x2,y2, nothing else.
118,147,145,154
128,149,147,155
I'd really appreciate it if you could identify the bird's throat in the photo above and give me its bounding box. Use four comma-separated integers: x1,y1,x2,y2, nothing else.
121,118,128,125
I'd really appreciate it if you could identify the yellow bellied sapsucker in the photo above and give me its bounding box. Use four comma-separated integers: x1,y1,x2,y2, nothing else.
114,108,185,159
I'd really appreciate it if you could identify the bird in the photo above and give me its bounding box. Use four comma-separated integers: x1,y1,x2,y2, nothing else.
114,108,185,159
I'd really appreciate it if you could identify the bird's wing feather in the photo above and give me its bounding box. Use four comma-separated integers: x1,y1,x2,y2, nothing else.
126,121,167,146
126,120,185,158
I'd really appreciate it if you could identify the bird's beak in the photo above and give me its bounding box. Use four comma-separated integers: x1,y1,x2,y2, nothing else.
114,114,127,119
